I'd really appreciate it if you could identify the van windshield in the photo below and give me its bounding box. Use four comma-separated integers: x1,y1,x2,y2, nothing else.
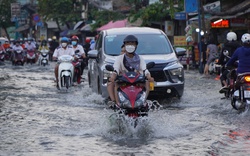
104,34,173,56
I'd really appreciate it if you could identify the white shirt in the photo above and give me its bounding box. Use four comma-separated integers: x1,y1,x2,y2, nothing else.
53,45,75,58
113,54,147,75
12,45,24,51
72,44,85,56
25,43,36,50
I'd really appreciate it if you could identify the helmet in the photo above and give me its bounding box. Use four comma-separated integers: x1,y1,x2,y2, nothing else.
227,32,237,41
123,35,138,45
60,37,69,43
52,36,57,40
48,38,52,42
85,38,91,43
241,33,250,43
71,35,79,41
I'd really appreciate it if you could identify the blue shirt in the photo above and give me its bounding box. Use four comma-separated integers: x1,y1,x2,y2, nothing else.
226,46,250,74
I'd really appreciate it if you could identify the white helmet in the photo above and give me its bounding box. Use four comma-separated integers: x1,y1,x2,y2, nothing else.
227,32,237,41
241,33,250,43
48,38,52,42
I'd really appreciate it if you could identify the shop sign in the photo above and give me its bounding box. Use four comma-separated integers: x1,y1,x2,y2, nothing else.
231,18,246,27
211,19,229,28
174,36,187,46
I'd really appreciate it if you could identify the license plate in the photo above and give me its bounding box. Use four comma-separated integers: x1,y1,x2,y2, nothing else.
149,81,154,91
244,90,250,98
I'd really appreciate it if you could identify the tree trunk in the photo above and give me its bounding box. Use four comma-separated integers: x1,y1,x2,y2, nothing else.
56,18,61,32
3,26,10,40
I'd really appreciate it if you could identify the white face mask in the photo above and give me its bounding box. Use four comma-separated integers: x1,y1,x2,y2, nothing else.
61,43,67,47
125,45,136,53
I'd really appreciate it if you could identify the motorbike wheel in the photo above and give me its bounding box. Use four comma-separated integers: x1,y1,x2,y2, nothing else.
231,97,238,110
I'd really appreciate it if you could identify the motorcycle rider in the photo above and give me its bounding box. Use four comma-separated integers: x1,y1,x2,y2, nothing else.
226,33,250,88
53,37,75,89
71,35,86,78
49,36,59,61
0,42,6,53
38,40,50,64
107,35,154,108
218,32,241,93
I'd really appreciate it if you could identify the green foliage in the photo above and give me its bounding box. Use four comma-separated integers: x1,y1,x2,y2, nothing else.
0,0,16,28
127,0,184,26
37,0,82,25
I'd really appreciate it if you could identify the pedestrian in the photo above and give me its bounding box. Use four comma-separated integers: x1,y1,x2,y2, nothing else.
198,36,207,74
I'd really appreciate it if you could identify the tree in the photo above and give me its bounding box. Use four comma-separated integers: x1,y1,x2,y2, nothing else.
128,0,184,29
37,0,82,31
0,0,17,40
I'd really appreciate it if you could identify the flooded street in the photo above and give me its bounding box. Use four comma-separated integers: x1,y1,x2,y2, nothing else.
1,62,250,156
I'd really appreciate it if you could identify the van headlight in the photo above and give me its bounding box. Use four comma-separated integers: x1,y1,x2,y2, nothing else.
103,69,112,84
170,68,183,76
169,68,184,83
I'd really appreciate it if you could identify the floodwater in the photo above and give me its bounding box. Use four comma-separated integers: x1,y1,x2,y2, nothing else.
1,62,250,156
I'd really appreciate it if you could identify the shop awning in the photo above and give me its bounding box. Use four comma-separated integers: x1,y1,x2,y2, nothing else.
15,24,30,32
97,19,127,31
80,24,92,31
73,21,84,30
67,29,80,36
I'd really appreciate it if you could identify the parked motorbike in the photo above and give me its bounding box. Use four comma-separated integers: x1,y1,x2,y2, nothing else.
38,48,49,66
105,62,155,127
26,49,36,64
57,55,74,90
208,57,221,75
72,50,83,84
12,50,25,66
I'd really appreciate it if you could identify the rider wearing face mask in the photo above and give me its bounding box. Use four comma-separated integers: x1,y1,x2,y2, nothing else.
107,35,154,107
53,37,75,89
71,36,86,76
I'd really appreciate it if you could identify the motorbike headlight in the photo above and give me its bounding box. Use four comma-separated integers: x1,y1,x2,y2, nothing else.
58,55,73,62
118,91,126,102
134,92,146,108
118,92,131,108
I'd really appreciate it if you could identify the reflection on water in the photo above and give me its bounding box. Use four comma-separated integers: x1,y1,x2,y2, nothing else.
2,63,250,155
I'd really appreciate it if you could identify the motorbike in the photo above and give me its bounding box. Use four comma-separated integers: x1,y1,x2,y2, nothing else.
105,62,155,127
4,48,12,61
208,57,221,75
26,49,36,64
12,50,25,66
57,55,74,90
231,72,250,112
72,50,83,84
38,48,49,66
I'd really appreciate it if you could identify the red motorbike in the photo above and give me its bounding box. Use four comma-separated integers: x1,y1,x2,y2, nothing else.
105,62,155,119
12,50,25,66
72,50,83,84
26,49,36,64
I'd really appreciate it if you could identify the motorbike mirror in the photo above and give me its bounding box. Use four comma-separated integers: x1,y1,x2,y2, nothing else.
223,50,229,56
146,62,155,69
105,64,114,71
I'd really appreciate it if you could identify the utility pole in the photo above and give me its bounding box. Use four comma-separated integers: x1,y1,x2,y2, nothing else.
198,0,202,73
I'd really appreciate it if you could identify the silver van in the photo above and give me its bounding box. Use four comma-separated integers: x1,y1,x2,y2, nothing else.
87,27,185,100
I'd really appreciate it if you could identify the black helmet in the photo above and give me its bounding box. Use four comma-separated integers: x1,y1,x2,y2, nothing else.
123,35,138,45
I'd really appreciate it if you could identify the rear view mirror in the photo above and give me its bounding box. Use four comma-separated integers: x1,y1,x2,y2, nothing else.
146,62,155,69
105,64,114,71
175,47,186,56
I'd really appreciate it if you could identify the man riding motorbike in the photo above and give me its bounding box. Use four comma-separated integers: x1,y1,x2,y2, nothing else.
71,35,86,78
53,37,75,89
107,35,154,108
218,32,241,93
226,33,250,88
